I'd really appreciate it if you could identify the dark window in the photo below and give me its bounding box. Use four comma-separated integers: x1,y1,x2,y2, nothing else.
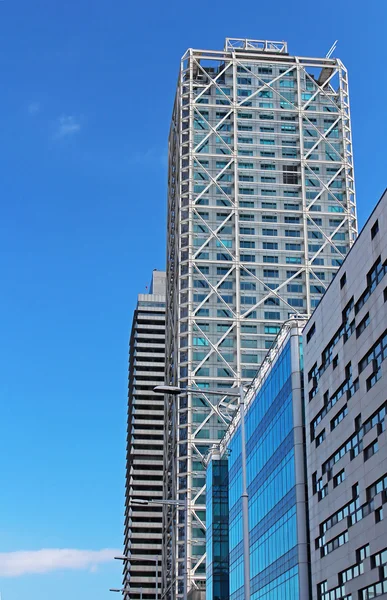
340,273,347,289
371,219,379,239
356,313,370,338
283,164,298,185
307,322,316,343
364,440,378,461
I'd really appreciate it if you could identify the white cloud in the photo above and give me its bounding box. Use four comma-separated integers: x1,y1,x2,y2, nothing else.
55,115,81,138
28,102,41,115
0,548,120,577
128,146,167,168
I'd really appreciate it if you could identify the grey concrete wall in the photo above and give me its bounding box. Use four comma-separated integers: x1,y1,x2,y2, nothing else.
303,190,387,599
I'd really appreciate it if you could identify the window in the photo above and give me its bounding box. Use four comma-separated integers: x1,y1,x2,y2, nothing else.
356,257,387,313
357,545,370,562
242,353,258,363
265,325,280,334
262,202,277,209
240,254,255,262
287,284,303,293
321,531,348,556
286,243,301,251
358,329,387,378
316,429,325,447
356,313,370,338
262,214,277,222
340,273,346,289
216,239,232,248
371,219,379,239
333,470,345,487
281,124,296,132
240,240,255,248
237,77,251,85
241,338,257,348
261,163,275,170
240,281,256,290
280,79,295,88
241,296,256,305
331,405,348,430
262,228,277,236
372,548,387,569
264,297,280,306
263,256,278,264
263,242,278,249
283,165,298,184
284,216,300,224
288,298,304,307
193,337,208,346
364,439,378,461
261,176,276,183
241,324,257,333
264,311,280,320
263,269,279,277
282,149,297,158
307,323,316,343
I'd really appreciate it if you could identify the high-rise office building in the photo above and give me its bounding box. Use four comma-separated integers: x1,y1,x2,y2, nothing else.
164,37,357,598
304,189,387,600
206,318,309,600
124,270,166,600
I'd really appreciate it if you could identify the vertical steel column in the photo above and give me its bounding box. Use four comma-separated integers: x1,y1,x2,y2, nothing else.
239,384,251,600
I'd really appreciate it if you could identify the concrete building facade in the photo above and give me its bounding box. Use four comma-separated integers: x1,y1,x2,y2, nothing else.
124,271,166,600
164,37,357,598
303,190,387,600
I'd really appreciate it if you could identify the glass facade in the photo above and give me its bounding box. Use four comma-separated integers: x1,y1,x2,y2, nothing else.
206,453,229,600
206,324,310,600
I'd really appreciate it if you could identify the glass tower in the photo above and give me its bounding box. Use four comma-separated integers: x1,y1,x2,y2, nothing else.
164,38,357,599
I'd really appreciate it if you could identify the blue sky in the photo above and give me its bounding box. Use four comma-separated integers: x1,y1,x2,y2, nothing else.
0,0,386,598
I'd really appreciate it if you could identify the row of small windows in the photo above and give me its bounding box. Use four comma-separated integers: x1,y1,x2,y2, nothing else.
192,251,340,268
196,213,344,227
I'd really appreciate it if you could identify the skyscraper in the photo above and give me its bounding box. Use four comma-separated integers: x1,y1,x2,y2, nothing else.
164,38,357,598
124,270,166,600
